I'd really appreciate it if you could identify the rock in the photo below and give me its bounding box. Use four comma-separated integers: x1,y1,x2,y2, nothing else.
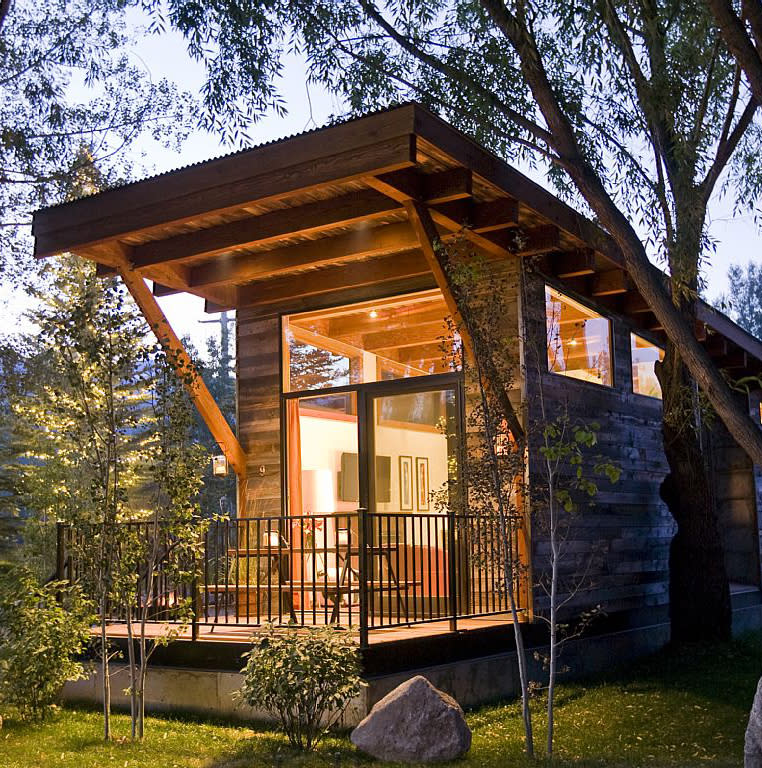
746,678,762,767
350,675,471,763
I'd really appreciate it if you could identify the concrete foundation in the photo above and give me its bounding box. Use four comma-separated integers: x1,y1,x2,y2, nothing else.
63,593,762,725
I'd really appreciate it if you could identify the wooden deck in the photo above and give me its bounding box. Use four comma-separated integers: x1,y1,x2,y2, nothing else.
102,613,514,646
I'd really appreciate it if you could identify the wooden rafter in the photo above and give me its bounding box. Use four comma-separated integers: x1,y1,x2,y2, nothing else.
114,255,247,480
368,167,522,259
189,221,422,289
237,250,432,308
131,189,401,268
366,167,473,204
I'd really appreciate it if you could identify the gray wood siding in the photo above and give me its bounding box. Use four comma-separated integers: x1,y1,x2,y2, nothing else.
711,394,762,585
522,269,674,619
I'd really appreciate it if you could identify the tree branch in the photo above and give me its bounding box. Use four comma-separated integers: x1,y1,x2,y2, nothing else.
706,0,762,105
480,0,762,466
357,0,554,145
701,95,757,203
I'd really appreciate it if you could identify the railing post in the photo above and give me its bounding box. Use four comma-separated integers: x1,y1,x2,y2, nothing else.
357,507,369,648
448,510,458,633
191,527,201,642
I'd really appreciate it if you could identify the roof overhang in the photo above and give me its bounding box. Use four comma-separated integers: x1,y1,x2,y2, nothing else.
31,102,762,378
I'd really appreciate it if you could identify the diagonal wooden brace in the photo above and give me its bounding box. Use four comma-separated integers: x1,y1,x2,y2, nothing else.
405,199,526,444
115,258,247,481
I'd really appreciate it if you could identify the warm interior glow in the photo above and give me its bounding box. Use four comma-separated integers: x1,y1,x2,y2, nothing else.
631,333,664,398
282,289,458,392
545,285,613,387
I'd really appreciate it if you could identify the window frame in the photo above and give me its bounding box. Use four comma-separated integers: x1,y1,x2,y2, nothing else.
629,331,665,400
544,282,615,390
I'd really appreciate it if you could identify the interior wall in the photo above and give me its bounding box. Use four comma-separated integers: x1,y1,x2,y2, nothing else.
298,412,449,517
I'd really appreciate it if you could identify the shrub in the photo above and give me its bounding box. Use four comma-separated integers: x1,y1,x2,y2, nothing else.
237,624,364,750
0,567,93,720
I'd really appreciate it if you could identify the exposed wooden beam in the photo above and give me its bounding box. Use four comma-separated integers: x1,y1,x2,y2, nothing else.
483,224,560,257
368,167,518,258
238,275,438,318
363,321,449,351
130,189,401,268
705,334,729,358
404,199,525,443
622,291,651,314
429,198,519,233
592,269,630,297
551,249,596,279
396,342,445,363
152,282,180,297
114,256,247,480
95,263,118,278
327,306,447,338
237,251,431,308
366,167,473,204
720,347,748,369
189,221,422,289
294,289,442,324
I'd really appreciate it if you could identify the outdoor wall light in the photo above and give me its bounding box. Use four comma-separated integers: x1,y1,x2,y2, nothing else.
212,454,229,477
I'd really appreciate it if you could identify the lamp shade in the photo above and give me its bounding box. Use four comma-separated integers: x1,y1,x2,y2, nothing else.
301,469,335,515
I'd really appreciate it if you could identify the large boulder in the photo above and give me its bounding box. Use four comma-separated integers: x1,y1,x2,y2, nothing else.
746,678,762,767
350,675,471,763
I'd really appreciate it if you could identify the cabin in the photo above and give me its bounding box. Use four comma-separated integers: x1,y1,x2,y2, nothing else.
31,103,762,718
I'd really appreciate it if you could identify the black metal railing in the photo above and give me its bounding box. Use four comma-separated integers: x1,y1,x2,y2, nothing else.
57,508,522,646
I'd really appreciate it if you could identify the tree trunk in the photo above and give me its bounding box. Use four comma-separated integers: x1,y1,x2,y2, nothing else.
658,340,732,643
126,606,138,741
100,610,111,741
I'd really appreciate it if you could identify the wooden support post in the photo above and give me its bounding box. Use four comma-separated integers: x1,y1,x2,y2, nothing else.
114,258,247,484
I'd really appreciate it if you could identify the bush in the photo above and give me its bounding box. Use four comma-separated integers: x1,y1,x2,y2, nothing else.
237,624,364,750
0,567,93,720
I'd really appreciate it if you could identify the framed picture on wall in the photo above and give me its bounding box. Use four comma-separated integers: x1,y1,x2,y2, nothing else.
399,455,414,511
416,457,430,511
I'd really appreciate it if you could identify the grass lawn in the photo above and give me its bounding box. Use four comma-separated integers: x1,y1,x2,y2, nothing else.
1,633,760,768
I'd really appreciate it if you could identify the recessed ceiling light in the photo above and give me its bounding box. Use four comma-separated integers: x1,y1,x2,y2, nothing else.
369,309,378,318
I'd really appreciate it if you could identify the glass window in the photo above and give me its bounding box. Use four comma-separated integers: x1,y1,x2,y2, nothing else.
283,290,458,392
631,333,664,398
545,286,613,387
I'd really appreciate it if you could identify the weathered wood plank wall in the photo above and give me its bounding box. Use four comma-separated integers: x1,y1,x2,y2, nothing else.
522,268,674,620
711,394,762,585
236,310,282,517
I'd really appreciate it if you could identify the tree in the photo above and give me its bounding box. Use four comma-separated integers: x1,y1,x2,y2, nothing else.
0,0,194,283
120,351,206,741
157,0,762,641
16,255,154,740
718,261,762,339
440,243,535,755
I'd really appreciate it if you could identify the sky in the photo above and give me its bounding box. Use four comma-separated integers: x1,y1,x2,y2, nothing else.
7,13,760,358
